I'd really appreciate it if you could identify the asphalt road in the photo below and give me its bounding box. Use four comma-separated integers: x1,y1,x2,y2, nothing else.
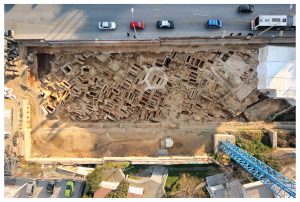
4,4,296,40
5,178,85,198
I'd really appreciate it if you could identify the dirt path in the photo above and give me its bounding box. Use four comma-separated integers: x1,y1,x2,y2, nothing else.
30,120,292,158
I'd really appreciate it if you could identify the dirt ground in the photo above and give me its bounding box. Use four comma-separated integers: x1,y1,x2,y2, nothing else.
270,148,296,180
37,49,260,122
30,120,286,158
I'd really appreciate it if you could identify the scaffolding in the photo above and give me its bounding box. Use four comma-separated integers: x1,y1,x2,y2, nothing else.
220,141,296,198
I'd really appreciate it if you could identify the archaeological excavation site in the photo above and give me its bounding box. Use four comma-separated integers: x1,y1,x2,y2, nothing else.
5,41,295,161
40,50,259,122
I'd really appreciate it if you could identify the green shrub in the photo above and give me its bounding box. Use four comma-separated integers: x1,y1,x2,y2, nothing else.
105,180,129,198
101,162,130,169
236,137,282,172
86,166,103,194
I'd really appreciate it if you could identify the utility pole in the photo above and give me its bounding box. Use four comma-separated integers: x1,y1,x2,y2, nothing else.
131,8,138,39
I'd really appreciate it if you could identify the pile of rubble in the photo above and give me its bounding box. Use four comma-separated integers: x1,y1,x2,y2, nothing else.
4,37,20,77
39,50,260,122
4,87,16,100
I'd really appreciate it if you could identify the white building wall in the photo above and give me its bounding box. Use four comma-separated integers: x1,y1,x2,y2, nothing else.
257,46,296,104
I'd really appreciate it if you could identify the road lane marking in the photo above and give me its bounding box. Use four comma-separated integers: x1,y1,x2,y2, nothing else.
194,13,211,17
193,14,250,23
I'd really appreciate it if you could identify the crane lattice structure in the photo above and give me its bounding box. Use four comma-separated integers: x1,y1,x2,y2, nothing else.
220,141,296,198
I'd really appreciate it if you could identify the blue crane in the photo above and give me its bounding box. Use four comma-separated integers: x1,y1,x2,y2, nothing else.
220,141,296,198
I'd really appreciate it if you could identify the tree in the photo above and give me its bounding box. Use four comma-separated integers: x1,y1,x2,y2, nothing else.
105,180,129,198
86,166,103,194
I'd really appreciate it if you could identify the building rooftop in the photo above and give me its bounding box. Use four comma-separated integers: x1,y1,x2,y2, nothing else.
257,46,296,105
99,181,119,190
93,188,112,198
128,186,144,195
206,174,245,198
243,181,274,198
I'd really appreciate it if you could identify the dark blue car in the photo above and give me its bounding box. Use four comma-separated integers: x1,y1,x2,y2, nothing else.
207,19,223,29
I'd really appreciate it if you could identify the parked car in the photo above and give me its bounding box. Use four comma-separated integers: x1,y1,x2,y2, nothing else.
157,20,175,29
98,21,116,30
238,4,254,13
207,19,223,29
26,180,37,197
46,181,56,194
130,21,145,29
64,181,75,197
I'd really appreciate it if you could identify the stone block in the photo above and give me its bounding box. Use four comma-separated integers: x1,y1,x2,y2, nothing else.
264,128,277,149
213,134,235,153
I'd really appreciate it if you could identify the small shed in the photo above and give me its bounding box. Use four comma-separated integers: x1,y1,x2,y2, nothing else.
164,137,173,148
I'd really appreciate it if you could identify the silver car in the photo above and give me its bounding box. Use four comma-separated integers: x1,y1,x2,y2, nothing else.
26,180,37,197
98,21,116,30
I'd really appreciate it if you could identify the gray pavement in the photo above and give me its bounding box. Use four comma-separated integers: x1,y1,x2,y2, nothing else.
5,178,85,198
4,4,296,40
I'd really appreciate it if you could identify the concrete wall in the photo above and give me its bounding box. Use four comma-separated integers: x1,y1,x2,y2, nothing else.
243,181,274,198
5,183,27,198
264,128,277,149
27,156,212,165
21,99,32,160
213,134,236,153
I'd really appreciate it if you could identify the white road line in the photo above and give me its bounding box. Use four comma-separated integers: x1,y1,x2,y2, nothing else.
193,14,249,22
194,13,211,17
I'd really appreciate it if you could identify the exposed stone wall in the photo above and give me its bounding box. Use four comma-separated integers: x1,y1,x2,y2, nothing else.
39,50,259,122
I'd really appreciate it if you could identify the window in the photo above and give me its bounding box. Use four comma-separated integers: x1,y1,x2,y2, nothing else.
255,17,260,25
283,18,287,22
272,18,281,22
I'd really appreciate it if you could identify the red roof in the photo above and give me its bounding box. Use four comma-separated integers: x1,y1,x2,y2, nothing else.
93,188,112,198
127,193,144,198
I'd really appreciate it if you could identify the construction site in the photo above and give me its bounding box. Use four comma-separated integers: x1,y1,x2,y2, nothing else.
4,37,296,198
4,38,296,158
3,3,297,198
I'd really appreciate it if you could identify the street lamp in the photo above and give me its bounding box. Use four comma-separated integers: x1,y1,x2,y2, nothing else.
131,7,138,39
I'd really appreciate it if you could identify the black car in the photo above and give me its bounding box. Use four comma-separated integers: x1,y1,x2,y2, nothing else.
46,181,56,194
157,20,175,29
238,4,254,13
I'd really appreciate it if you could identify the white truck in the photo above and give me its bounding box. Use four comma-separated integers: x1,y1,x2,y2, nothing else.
251,15,296,31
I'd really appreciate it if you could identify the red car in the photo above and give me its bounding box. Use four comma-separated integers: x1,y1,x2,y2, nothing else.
130,21,145,30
